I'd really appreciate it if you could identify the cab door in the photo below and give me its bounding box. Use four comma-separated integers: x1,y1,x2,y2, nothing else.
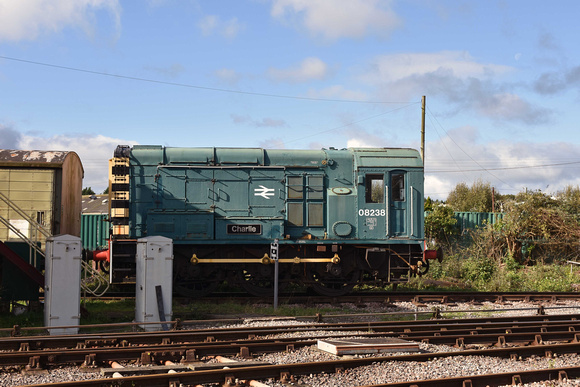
389,171,407,237
357,171,387,239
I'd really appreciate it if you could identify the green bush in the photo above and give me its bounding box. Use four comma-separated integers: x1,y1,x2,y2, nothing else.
423,252,579,292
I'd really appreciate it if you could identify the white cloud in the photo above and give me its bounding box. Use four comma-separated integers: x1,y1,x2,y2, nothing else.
198,15,218,35
230,114,286,128
271,0,401,41
0,0,121,42
425,126,580,200
18,133,138,194
475,92,550,124
359,51,550,124
214,68,242,84
344,129,391,149
306,85,368,101
268,57,328,83
147,0,169,7
259,137,286,149
367,51,512,83
144,63,185,78
198,15,244,39
0,124,22,149
343,123,399,149
222,17,243,39
346,138,376,148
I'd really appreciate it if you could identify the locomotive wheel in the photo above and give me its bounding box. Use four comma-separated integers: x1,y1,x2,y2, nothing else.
236,264,289,297
173,263,224,298
306,263,361,297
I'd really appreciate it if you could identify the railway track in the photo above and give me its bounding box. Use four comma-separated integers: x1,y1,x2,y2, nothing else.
18,341,580,387
92,290,580,304
5,294,580,386
3,311,580,386
0,314,580,354
7,320,580,368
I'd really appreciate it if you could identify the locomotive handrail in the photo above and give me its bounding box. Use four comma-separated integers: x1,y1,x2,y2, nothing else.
156,165,290,169
410,185,415,237
189,253,341,265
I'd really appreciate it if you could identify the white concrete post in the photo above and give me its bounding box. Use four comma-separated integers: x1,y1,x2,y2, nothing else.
135,236,173,331
44,234,82,335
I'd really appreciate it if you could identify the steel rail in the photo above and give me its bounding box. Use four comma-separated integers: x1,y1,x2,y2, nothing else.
22,342,580,387
198,290,580,304
8,323,580,368
3,313,580,351
359,366,580,387
7,329,580,368
3,341,312,367
84,290,580,304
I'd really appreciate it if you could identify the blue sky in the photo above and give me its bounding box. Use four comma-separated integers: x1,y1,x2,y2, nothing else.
0,0,579,199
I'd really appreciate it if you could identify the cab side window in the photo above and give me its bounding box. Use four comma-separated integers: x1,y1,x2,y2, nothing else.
365,175,384,203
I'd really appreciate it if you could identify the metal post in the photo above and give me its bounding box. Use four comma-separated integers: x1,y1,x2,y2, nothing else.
421,96,426,164
271,238,279,310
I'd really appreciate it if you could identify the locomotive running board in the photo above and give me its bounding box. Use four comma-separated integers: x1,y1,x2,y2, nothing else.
190,253,340,265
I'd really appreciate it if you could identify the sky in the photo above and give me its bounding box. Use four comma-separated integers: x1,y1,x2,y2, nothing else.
0,0,579,200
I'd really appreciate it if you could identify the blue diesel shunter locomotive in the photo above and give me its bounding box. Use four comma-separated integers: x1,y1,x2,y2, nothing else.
107,145,437,297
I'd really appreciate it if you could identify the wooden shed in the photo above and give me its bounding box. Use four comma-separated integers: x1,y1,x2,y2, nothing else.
0,149,84,245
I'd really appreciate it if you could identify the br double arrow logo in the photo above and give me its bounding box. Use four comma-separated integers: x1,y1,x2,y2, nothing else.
254,185,275,199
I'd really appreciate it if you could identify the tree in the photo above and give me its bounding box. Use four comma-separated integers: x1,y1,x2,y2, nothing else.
556,185,580,221
497,189,580,263
102,186,109,195
82,187,95,195
424,197,434,211
446,180,494,212
424,204,457,245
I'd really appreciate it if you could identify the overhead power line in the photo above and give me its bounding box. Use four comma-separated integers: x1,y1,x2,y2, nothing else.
282,102,419,146
0,55,411,105
428,160,580,173
425,106,517,191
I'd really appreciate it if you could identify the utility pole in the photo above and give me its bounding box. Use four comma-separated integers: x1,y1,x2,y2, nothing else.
421,96,426,164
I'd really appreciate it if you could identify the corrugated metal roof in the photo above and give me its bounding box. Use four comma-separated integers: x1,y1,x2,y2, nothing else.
0,149,71,166
82,194,109,214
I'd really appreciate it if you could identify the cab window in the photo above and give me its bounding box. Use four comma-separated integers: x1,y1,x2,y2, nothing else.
392,173,405,201
365,175,384,203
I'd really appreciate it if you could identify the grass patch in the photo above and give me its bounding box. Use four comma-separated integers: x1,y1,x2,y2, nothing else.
2,256,578,329
0,307,44,333
174,299,360,321
425,254,580,292
0,299,138,332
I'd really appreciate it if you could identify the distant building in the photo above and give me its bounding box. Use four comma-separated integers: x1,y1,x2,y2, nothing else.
82,194,109,215
81,195,110,251
0,149,84,301
0,149,84,246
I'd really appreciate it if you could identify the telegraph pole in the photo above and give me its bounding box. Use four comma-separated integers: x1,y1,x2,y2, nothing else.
421,96,426,164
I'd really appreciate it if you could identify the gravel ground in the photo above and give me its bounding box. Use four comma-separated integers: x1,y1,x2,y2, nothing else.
3,300,580,386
